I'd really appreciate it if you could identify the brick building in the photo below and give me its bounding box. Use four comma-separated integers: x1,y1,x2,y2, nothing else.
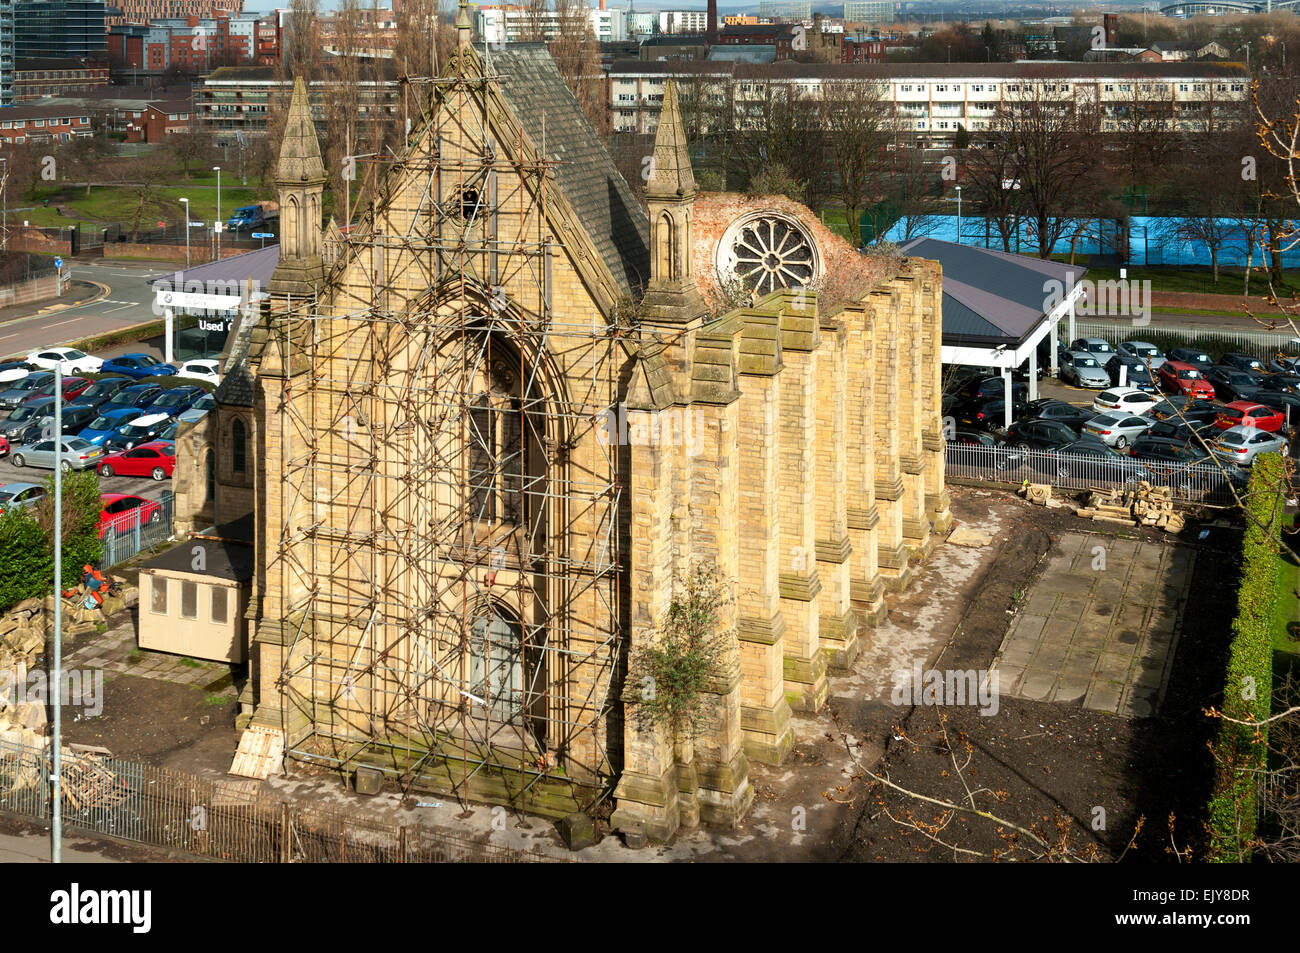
13,56,108,99
0,102,91,142
172,19,948,837
107,0,242,27
124,97,191,140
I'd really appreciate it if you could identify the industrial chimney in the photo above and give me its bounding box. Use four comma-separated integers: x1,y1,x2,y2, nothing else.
707,0,718,44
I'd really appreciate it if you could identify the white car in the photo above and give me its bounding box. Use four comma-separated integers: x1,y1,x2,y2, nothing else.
1091,387,1159,417
175,359,221,387
25,347,103,375
1211,426,1290,466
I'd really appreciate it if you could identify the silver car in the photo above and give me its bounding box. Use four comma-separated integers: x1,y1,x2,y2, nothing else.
0,482,47,512
1118,340,1166,371
1061,351,1111,388
1082,412,1151,449
9,437,104,471
1211,426,1290,466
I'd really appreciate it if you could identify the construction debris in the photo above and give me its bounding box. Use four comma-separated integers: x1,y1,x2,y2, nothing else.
1076,483,1186,534
1018,482,1053,505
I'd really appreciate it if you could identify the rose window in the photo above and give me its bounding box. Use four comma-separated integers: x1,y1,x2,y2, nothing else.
717,212,820,296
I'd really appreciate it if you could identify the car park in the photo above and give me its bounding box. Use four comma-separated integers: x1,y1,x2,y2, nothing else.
1058,351,1111,388
1021,398,1094,430
98,383,164,414
1003,418,1080,451
1253,389,1300,422
1069,338,1115,357
1220,352,1268,375
9,437,103,471
175,360,221,387
954,375,1029,403
1104,355,1158,392
1212,426,1291,465
69,376,133,409
1148,396,1217,423
1206,366,1262,403
1091,387,1160,416
956,395,1027,431
104,413,174,451
0,372,53,410
1128,437,1250,494
98,353,178,380
0,482,47,513
78,407,146,446
1167,347,1214,372
25,347,102,375
177,392,215,425
1260,373,1300,396
1082,412,1151,449
1156,360,1215,399
1214,401,1286,433
146,385,206,416
1143,416,1218,448
95,441,176,481
26,376,92,405
20,403,99,443
1030,438,1152,485
0,401,51,442
1117,341,1166,370
96,493,164,537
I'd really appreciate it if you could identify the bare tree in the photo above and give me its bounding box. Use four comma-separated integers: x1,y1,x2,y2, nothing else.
281,0,321,80
549,0,607,136
110,155,173,242
964,130,1023,253
821,79,895,247
170,128,215,180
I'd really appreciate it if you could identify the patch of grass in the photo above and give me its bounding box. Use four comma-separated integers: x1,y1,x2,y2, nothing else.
201,692,231,707
94,622,107,634
1082,264,1300,298
178,656,202,668
126,648,141,661
1273,514,1300,671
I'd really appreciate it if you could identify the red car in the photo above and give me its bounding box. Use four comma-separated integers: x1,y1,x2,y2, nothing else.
97,493,164,538
0,435,8,458
96,440,175,481
25,376,92,406
1214,401,1286,433
1157,360,1215,399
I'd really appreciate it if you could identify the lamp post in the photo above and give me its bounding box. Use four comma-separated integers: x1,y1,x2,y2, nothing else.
1,156,7,253
955,185,962,245
179,197,190,267
212,166,221,256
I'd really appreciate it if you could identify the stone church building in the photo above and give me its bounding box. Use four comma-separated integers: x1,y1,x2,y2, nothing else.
172,9,950,841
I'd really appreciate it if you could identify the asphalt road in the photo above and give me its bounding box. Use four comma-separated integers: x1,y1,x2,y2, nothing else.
0,259,165,363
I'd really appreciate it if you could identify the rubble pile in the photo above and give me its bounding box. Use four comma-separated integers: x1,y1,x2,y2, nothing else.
1076,483,1186,534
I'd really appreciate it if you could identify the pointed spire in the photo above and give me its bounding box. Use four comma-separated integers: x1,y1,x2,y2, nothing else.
276,77,326,185
647,80,696,200
456,0,473,49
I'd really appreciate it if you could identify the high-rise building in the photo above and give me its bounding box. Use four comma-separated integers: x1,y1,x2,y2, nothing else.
14,0,109,60
843,1,891,25
107,0,242,27
757,0,811,19
0,1,14,106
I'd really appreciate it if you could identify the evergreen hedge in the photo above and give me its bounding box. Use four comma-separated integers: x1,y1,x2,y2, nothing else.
0,470,103,614
1207,453,1284,861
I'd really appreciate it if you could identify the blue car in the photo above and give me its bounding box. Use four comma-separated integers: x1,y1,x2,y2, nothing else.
98,353,178,380
78,406,146,446
146,385,206,417
98,383,164,414
72,376,133,409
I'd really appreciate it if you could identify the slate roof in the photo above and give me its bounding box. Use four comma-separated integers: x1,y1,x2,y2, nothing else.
492,44,650,298
898,238,1087,347
142,516,254,580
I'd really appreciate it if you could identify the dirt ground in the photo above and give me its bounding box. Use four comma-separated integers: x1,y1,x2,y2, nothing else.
23,485,1243,862
827,488,1240,862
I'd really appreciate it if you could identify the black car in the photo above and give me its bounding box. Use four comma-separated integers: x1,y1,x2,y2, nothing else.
1220,352,1268,375
1149,396,1218,423
1143,416,1217,449
1130,435,1207,465
956,395,1027,432
1004,418,1080,451
1129,436,1250,494
1260,373,1300,397
1206,365,1262,403
955,375,1030,404
71,376,133,409
16,402,98,444
1167,347,1214,372
98,383,163,414
1104,354,1158,392
1269,354,1300,374
1254,389,1300,423
1021,398,1093,430
1030,438,1152,484
946,429,1022,472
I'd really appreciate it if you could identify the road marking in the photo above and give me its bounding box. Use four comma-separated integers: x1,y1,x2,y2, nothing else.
101,303,139,313
45,318,78,329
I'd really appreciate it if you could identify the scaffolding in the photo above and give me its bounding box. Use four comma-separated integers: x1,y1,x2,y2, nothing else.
266,56,625,815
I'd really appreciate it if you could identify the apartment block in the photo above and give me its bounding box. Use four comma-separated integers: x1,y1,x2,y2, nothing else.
14,0,108,60
0,102,92,143
13,56,107,99
477,5,627,43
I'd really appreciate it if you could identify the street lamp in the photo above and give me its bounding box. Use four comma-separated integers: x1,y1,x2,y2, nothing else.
212,166,221,256
179,197,190,267
955,185,962,245
1,156,7,253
